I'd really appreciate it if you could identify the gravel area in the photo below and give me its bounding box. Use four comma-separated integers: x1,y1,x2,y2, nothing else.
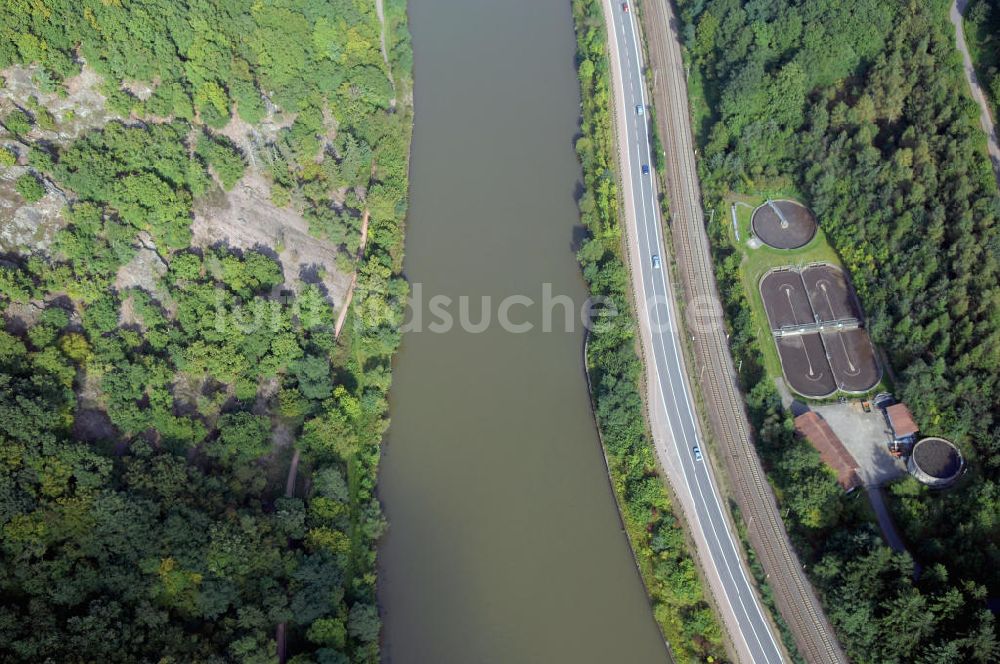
812,401,905,486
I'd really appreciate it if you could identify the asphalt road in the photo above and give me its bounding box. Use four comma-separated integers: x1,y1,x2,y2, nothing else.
608,5,783,662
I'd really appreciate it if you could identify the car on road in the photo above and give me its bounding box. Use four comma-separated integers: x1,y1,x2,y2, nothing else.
635,104,643,116
693,446,703,462
621,2,628,12
651,254,660,270
641,164,650,175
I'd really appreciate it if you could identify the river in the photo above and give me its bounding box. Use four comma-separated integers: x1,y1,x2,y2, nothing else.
377,1,670,662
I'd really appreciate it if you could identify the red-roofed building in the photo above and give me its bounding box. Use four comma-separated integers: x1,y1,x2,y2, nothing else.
794,411,862,492
886,403,919,442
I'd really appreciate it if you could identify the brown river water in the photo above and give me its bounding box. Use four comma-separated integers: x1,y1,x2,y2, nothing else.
377,1,670,662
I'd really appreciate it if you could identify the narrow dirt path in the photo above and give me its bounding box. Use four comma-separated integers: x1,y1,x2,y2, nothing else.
284,449,301,498
333,209,371,338
374,0,396,102
277,207,369,663
952,0,1000,187
276,442,300,663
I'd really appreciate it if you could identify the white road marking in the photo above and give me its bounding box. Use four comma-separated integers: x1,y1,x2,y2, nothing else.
609,5,784,662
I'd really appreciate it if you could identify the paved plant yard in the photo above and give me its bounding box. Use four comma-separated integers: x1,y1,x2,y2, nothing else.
812,402,905,486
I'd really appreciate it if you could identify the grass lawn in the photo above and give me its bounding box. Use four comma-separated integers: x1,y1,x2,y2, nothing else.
685,68,714,147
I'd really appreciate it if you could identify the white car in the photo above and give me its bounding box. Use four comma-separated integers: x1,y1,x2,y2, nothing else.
693,446,703,462
635,104,644,116
651,254,660,269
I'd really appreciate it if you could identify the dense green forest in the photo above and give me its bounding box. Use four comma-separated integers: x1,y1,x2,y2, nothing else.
966,0,1000,120
675,0,998,660
572,1,728,661
0,1,412,662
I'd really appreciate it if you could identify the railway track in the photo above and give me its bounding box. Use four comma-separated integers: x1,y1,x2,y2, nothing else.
637,1,847,662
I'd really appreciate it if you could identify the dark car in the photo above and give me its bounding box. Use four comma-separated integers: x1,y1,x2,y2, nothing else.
641,164,650,175
622,2,629,12
873,392,895,411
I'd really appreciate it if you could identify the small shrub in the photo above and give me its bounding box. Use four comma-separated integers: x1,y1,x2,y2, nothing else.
0,146,16,167
2,109,32,136
15,173,45,202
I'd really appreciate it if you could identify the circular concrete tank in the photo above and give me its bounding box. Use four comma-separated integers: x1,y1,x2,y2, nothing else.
751,200,818,250
908,437,964,488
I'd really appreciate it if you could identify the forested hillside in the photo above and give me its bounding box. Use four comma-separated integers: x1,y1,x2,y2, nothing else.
0,1,412,662
676,0,998,661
